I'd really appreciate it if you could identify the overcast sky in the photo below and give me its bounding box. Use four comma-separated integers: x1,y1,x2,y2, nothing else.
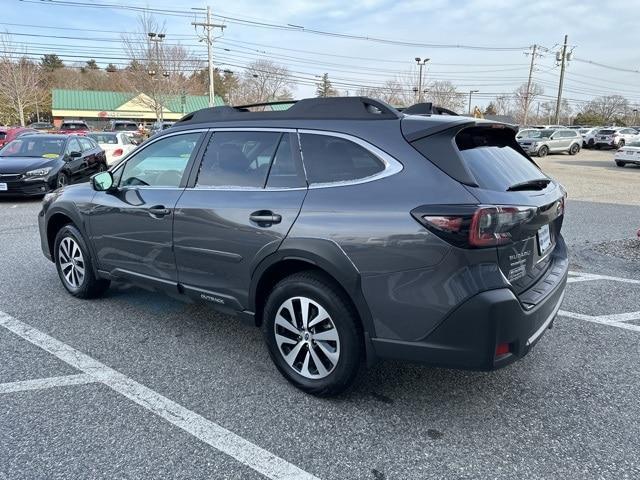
4,0,640,111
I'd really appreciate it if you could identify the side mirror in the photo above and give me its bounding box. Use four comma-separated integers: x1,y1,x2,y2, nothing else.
91,171,114,191
69,151,82,158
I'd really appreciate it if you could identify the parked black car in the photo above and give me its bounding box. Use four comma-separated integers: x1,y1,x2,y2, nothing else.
38,97,568,396
0,134,107,196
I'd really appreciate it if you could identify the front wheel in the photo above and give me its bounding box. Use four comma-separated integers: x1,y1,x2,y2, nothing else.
262,271,362,396
537,145,549,157
569,143,580,155
57,171,69,189
54,224,110,298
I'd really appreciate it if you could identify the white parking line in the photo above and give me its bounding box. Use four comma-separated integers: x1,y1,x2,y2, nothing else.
0,373,97,394
568,271,640,285
559,310,640,333
0,311,320,480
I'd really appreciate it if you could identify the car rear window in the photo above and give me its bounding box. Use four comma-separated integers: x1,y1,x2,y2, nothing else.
454,126,546,191
0,132,5,140
61,123,87,130
599,130,615,135
114,123,138,131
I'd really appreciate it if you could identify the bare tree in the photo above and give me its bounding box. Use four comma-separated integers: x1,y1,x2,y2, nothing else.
121,13,200,119
237,59,294,105
0,33,43,125
425,80,465,112
513,82,543,124
493,95,512,116
584,95,629,123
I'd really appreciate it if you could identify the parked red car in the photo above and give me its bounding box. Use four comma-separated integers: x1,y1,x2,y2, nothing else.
0,127,40,148
58,120,90,135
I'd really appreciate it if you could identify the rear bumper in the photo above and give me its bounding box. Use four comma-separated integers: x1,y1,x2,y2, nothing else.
371,240,568,370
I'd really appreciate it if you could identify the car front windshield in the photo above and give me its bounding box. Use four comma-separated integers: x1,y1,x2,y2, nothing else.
61,123,86,130
114,123,138,131
0,137,65,158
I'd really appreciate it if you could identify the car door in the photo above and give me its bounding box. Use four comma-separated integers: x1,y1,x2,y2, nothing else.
173,130,307,309
77,136,100,177
87,130,206,284
63,137,85,182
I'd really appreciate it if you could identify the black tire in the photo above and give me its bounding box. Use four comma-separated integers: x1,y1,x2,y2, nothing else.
97,163,107,172
57,171,69,189
569,143,580,155
618,139,625,148
54,224,110,298
262,271,362,396
588,138,595,148
615,160,626,167
537,145,549,157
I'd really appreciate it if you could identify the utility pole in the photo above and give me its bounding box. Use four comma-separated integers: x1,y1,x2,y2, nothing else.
193,6,226,107
414,57,429,103
522,44,538,126
554,34,570,125
148,32,166,123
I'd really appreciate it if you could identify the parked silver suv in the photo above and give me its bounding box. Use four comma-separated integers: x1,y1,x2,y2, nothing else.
594,127,638,149
517,128,582,157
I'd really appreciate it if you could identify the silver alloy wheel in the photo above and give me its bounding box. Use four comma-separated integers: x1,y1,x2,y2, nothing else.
58,237,85,289
273,296,340,379
57,173,67,188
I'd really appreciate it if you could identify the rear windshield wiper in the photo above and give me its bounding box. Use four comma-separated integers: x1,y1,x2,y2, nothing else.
507,178,551,191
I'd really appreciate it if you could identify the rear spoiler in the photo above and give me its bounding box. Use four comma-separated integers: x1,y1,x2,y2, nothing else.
400,102,459,116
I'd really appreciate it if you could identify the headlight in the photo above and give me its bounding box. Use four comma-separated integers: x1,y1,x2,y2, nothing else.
25,167,53,177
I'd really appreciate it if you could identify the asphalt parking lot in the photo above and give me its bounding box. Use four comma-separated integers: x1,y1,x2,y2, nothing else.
1,148,639,479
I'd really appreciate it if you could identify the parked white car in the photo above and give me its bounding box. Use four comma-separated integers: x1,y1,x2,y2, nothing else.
578,127,600,148
594,127,638,149
87,132,137,165
614,139,640,167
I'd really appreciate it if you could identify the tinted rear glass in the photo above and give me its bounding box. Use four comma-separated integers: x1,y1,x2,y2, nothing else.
61,123,87,130
599,130,615,134
114,123,138,131
455,127,546,191
0,133,5,140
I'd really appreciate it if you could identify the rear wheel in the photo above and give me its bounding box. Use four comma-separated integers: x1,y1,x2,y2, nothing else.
569,143,580,155
616,160,626,167
618,139,626,148
262,271,362,396
587,138,595,148
537,145,549,157
54,224,110,298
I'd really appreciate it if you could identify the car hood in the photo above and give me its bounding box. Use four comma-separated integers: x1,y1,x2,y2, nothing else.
0,157,60,174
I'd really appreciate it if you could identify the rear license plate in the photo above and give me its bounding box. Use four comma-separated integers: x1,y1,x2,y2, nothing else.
538,224,552,255
0,183,7,191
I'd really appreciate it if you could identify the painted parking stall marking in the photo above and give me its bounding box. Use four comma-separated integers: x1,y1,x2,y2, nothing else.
0,310,320,480
561,270,640,333
0,373,98,394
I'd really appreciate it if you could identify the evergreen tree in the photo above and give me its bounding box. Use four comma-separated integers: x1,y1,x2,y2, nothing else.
315,73,337,97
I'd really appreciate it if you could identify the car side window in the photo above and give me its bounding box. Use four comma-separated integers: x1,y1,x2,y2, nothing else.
195,131,281,188
119,132,203,188
78,137,93,151
266,133,306,188
65,138,81,155
299,133,385,184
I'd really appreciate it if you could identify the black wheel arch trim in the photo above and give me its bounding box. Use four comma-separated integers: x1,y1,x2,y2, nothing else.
249,237,376,338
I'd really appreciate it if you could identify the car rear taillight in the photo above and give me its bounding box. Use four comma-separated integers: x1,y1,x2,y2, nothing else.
412,205,537,248
113,148,123,156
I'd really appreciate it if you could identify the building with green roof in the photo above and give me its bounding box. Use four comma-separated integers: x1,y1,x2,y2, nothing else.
51,89,224,127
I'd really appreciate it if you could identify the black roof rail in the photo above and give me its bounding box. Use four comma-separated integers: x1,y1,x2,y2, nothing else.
401,102,459,116
175,96,402,124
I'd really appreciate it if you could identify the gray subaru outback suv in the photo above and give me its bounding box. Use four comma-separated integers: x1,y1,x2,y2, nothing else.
38,97,568,396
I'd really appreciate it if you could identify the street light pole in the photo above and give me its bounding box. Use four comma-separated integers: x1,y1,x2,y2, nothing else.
414,57,430,103
468,90,479,115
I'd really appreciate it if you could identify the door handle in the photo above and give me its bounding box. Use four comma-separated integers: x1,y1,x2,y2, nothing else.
148,205,170,217
250,211,282,225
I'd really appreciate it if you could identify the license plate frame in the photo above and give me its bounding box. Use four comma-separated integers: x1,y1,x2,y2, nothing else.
537,224,552,256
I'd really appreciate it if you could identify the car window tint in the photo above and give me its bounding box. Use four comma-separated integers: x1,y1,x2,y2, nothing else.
299,133,385,184
266,134,306,188
65,138,81,154
78,137,93,151
196,131,281,188
120,132,203,188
